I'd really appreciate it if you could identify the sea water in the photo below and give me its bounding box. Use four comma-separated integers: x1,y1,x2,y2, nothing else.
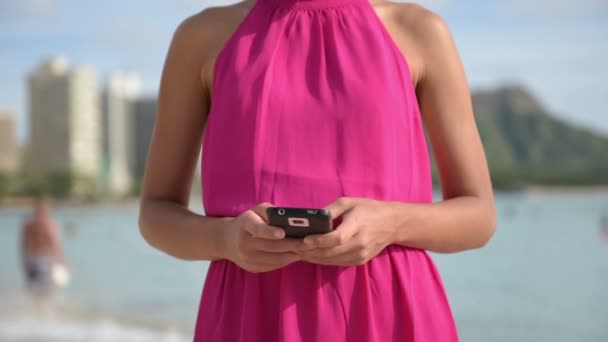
0,191,607,341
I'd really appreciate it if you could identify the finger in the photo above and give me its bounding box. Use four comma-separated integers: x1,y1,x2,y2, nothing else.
242,212,285,240
324,197,353,220
303,216,357,248
305,257,342,266
249,237,305,253
306,256,353,267
306,249,367,267
300,243,352,260
251,202,274,222
248,223,286,240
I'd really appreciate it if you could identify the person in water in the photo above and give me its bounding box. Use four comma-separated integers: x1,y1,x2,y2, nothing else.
601,213,608,241
20,196,69,301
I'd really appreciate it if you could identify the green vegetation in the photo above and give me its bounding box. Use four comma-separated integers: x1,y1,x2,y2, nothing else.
0,172,13,197
131,175,144,197
470,85,608,189
2,85,608,200
129,174,202,197
0,171,100,200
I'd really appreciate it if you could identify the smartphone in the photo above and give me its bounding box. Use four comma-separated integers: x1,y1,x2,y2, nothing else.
266,207,333,238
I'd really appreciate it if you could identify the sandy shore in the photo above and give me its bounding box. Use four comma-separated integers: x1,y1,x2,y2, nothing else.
522,185,608,195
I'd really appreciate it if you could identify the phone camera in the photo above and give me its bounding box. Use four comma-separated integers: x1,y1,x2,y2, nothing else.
278,209,286,215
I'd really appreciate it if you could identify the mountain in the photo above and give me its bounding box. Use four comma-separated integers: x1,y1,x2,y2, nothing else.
470,85,608,188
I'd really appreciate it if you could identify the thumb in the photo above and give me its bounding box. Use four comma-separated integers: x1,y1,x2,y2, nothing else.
251,202,274,222
324,197,353,222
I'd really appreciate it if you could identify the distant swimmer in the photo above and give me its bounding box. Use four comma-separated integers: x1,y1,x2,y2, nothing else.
601,214,608,242
65,221,78,238
503,204,517,222
20,196,70,304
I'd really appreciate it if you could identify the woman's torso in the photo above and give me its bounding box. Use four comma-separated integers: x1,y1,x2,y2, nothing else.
195,1,428,105
192,1,458,340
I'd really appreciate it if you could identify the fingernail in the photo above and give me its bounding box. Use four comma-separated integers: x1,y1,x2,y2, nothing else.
274,230,284,238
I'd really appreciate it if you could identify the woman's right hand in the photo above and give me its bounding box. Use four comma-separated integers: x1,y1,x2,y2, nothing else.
222,203,303,273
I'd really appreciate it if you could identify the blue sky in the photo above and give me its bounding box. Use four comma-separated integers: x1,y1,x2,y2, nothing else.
1,0,607,141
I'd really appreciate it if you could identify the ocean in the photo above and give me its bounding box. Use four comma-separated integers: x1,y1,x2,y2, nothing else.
0,191,607,341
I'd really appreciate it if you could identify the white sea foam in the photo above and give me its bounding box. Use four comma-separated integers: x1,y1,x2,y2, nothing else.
0,314,190,342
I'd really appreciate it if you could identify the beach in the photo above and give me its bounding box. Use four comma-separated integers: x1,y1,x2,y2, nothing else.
1,191,607,341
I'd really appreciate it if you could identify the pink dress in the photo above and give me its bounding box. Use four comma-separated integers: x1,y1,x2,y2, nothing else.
196,0,459,340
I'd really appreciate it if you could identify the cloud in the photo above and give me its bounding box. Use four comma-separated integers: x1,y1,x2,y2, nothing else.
97,21,170,50
0,0,58,21
502,0,608,17
172,0,238,10
392,0,452,10
453,18,608,133
176,0,455,11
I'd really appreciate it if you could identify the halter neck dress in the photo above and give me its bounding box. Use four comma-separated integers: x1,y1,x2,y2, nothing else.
196,0,459,340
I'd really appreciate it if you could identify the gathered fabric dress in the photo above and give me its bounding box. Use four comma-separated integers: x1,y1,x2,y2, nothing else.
195,0,458,340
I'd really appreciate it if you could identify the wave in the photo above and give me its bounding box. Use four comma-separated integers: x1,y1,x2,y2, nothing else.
0,314,190,342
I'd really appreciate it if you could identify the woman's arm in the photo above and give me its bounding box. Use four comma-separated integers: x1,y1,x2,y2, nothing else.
396,11,496,252
139,10,304,268
300,9,496,264
138,13,229,261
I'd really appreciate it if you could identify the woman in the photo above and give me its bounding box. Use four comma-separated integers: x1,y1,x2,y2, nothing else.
139,0,496,340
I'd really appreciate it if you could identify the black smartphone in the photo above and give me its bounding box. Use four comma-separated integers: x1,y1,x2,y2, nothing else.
266,207,333,238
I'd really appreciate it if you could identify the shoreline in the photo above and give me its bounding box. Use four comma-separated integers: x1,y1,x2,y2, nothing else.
0,194,203,209
520,185,608,195
2,185,608,209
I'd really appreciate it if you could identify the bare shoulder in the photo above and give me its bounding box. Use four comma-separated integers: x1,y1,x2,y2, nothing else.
170,2,252,89
173,2,250,47
386,2,453,47
181,3,249,31
378,2,457,83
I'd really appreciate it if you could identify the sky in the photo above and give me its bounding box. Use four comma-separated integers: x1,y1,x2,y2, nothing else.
1,0,607,141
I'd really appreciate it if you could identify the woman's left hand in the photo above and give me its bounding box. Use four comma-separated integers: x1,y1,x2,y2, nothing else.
298,197,402,266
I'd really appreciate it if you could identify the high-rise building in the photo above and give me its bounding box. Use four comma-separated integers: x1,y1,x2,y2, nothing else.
132,97,157,178
0,111,19,172
101,72,140,195
25,57,101,193
129,97,203,196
